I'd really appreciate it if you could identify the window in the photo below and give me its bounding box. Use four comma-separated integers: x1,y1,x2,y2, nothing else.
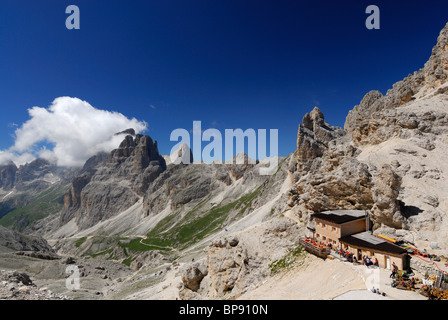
323,236,326,241
332,227,336,232
316,234,320,238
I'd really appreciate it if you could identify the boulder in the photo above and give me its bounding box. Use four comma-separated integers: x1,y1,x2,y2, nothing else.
181,261,208,292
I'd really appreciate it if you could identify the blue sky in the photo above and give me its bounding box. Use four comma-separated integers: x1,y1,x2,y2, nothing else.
1,0,448,164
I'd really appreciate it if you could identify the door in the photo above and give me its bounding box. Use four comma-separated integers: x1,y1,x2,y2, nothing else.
357,249,362,260
386,256,391,270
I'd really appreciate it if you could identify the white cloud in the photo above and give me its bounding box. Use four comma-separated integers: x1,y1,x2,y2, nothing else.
0,150,35,166
0,97,148,167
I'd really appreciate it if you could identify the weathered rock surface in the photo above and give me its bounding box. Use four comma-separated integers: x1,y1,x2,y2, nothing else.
0,251,133,300
0,162,18,190
291,139,373,214
370,165,403,229
296,107,344,171
179,218,304,300
345,23,448,147
424,22,448,89
60,133,166,230
0,269,70,300
13,158,75,192
288,22,448,247
205,236,249,297
0,157,78,232
0,158,75,196
0,225,55,254
129,250,165,271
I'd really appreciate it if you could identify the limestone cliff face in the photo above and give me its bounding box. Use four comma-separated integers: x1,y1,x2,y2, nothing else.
424,22,448,89
289,22,448,247
296,107,344,171
345,23,448,147
289,140,374,214
289,105,373,215
61,133,166,230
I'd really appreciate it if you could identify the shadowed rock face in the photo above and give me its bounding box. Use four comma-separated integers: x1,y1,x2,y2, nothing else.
114,128,136,136
0,162,18,190
61,133,167,230
63,152,108,211
106,134,166,175
290,118,374,215
0,224,54,254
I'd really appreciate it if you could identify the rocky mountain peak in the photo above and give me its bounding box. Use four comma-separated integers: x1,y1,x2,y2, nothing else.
345,22,448,146
296,106,344,170
424,22,448,89
302,106,325,130
114,128,136,136
107,134,166,174
61,133,167,230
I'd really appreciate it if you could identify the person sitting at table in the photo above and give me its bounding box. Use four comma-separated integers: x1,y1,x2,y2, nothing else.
365,257,371,266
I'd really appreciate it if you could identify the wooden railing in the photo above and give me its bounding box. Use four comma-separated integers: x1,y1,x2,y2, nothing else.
299,239,331,259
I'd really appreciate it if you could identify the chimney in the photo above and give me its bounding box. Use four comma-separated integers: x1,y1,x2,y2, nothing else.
365,210,371,233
